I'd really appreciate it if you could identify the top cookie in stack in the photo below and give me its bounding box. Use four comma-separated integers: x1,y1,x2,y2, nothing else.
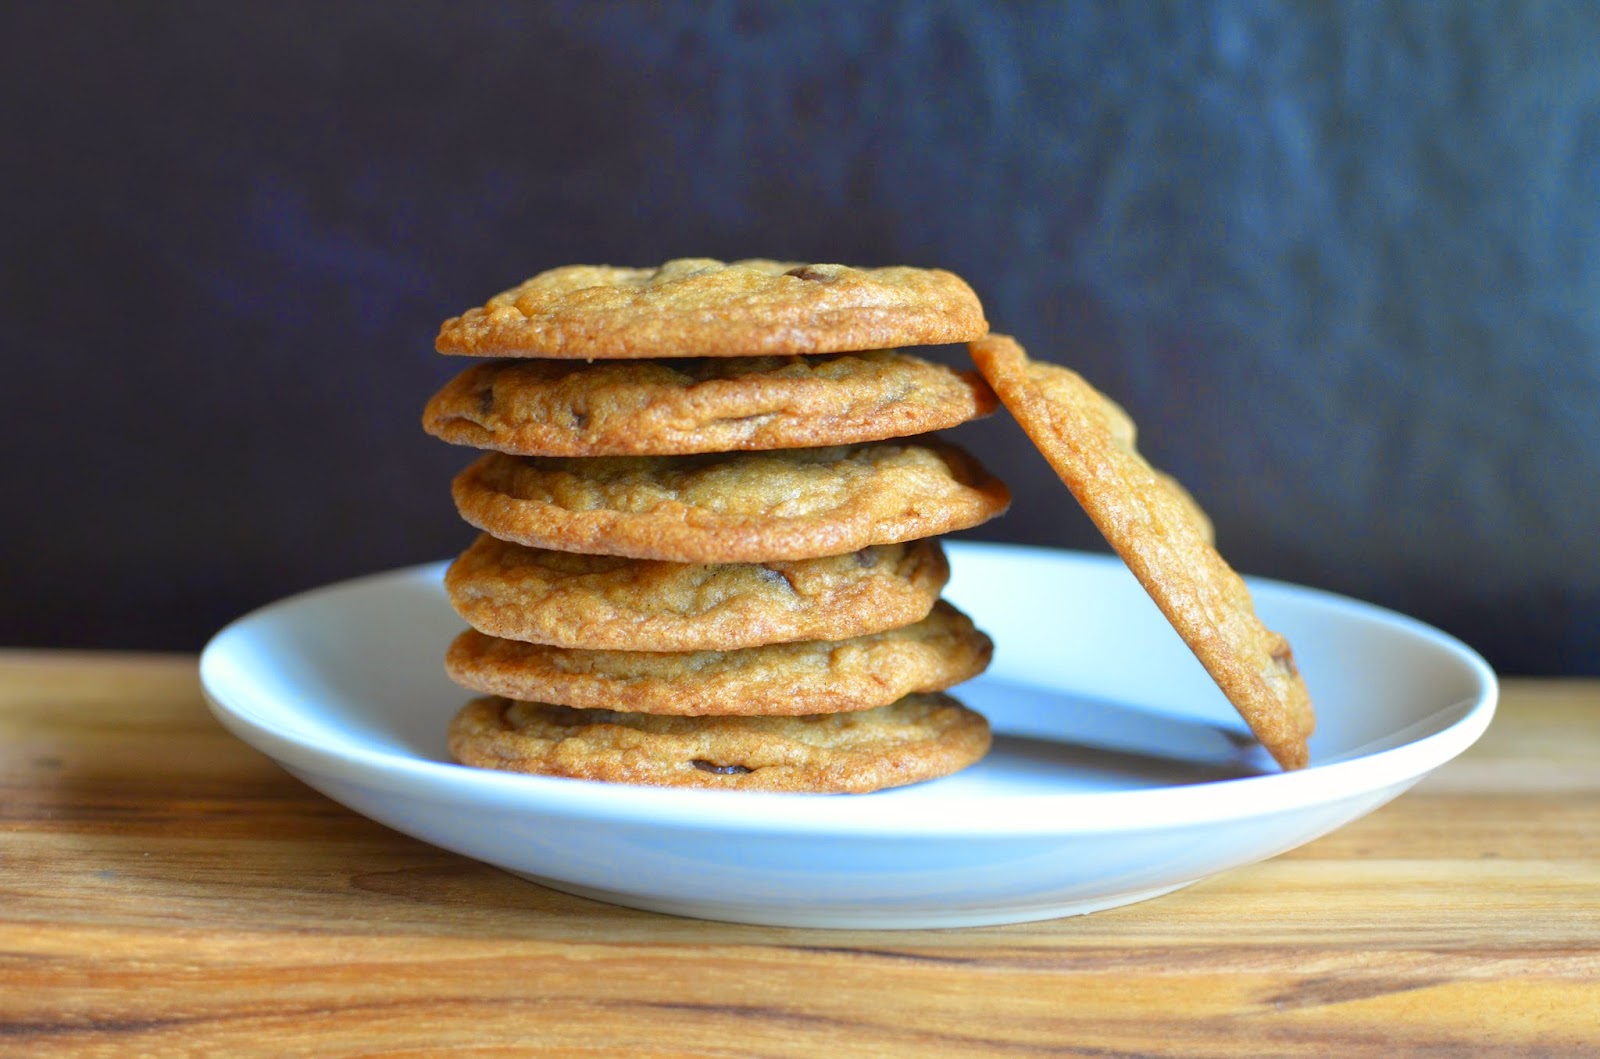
423,259,1009,793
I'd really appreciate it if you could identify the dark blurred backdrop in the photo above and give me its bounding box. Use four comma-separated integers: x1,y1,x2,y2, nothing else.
2,2,1596,674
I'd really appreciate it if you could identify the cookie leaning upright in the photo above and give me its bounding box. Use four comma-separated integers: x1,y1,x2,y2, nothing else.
435,258,988,358
968,334,1314,771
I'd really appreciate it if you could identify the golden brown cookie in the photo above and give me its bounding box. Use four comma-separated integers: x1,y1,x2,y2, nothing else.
449,441,1011,563
435,258,988,359
421,351,998,456
444,601,993,716
969,334,1314,770
447,692,991,792
444,534,949,651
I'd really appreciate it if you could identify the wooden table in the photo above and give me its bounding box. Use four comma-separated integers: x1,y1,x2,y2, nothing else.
2,651,1596,1056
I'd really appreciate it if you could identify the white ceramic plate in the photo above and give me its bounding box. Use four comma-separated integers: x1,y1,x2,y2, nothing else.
199,542,1496,929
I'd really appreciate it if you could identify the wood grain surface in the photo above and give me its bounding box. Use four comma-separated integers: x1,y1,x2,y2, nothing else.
2,651,1596,1057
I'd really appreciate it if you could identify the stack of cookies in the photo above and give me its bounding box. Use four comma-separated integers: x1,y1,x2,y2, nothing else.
422,259,1010,792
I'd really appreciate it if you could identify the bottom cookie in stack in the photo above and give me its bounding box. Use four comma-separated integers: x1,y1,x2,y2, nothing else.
447,694,991,794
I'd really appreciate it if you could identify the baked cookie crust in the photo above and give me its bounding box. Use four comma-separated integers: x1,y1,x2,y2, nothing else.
421,351,997,456
450,441,1010,563
435,259,988,358
445,600,992,716
447,692,992,792
444,534,950,651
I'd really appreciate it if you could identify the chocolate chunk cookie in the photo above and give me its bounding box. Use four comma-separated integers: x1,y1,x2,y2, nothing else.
450,441,1011,563
421,350,997,456
445,601,992,716
444,534,949,651
435,258,988,359
969,334,1314,770
446,692,992,792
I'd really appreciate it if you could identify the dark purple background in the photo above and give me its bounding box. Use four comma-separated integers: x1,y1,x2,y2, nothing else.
3,2,1596,674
